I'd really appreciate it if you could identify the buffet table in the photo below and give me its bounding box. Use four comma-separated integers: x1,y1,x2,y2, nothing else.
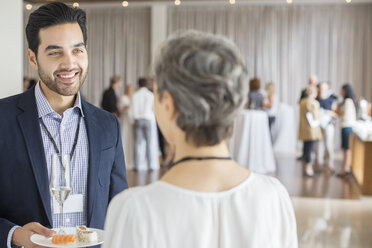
351,133,372,195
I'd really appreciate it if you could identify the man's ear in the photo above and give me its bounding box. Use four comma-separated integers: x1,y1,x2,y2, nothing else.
27,49,38,70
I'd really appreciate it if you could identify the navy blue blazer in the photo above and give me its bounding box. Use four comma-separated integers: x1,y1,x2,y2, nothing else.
0,88,128,246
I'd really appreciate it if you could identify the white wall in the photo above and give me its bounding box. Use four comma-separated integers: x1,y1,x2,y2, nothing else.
0,0,23,99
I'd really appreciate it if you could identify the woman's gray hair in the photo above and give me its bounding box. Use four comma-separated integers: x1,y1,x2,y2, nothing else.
154,30,248,147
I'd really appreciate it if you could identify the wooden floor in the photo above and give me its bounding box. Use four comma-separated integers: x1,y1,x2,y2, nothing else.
126,153,361,200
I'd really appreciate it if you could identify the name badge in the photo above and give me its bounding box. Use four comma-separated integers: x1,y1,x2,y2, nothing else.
53,194,84,214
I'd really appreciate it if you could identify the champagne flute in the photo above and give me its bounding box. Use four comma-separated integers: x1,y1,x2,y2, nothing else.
50,154,72,234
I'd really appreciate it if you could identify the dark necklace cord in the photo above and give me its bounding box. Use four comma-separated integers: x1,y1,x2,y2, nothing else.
39,115,81,160
171,156,232,167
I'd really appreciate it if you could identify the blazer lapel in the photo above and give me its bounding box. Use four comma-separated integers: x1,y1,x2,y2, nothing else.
82,100,101,226
17,89,52,226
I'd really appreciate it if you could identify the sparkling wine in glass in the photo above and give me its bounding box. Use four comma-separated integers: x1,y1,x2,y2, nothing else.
50,154,72,234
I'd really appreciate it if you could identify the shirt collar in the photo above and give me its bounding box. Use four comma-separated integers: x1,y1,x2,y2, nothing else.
35,81,85,118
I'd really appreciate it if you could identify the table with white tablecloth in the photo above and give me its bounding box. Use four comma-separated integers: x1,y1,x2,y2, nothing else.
229,110,276,174
271,103,297,155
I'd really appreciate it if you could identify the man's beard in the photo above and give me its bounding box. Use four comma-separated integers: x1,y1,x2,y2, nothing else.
38,66,88,96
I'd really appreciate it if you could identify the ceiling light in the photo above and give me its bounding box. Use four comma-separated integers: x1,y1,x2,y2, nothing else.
73,2,79,8
287,0,293,3
25,4,33,10
346,0,351,2
122,1,129,7
175,0,181,6
229,0,236,4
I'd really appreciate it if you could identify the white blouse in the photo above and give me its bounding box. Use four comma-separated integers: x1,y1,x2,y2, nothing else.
340,98,356,128
103,173,298,248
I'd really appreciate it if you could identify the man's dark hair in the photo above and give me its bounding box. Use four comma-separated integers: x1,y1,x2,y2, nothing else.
26,2,87,56
138,77,147,88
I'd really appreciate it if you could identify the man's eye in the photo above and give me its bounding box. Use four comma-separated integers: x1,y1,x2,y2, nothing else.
48,52,60,56
74,49,83,54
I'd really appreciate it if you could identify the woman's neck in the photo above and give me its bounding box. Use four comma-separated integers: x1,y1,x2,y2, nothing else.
173,140,230,163
161,140,250,192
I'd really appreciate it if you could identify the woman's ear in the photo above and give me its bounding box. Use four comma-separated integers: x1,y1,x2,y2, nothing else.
162,90,177,121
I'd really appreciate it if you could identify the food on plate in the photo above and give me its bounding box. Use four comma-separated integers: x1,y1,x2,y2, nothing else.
51,234,76,244
76,225,98,243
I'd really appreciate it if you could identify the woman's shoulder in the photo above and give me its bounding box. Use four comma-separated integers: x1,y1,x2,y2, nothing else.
248,174,295,217
249,173,288,195
107,183,166,221
110,174,290,209
111,183,163,204
345,98,355,107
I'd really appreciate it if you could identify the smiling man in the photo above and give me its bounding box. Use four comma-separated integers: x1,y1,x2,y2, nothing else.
0,2,128,247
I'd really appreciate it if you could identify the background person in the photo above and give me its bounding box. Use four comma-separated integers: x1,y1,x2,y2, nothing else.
247,77,264,110
101,74,122,117
263,82,279,137
298,85,322,177
336,83,357,177
131,77,155,171
315,81,337,173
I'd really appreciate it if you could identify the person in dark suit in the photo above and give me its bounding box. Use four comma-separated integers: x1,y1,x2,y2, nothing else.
0,3,127,247
101,75,121,117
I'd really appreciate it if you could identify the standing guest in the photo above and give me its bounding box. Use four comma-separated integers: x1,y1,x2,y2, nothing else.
132,77,155,171
297,75,319,161
119,84,133,114
315,82,337,173
101,75,121,117
263,82,278,134
104,31,297,248
119,85,135,169
299,75,318,101
336,83,357,177
298,85,322,176
247,78,264,110
0,3,128,247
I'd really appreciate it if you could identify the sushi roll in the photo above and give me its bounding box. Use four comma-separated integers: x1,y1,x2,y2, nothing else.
76,225,98,243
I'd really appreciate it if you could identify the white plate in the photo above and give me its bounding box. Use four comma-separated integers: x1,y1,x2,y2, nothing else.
30,227,104,247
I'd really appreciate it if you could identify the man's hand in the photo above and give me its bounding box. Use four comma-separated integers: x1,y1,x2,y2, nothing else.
12,222,55,248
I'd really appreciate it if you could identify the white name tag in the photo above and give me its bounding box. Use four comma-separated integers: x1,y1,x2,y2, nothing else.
53,194,84,214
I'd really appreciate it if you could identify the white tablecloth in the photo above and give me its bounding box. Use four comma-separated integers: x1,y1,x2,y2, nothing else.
229,110,276,174
271,103,297,155
120,114,160,171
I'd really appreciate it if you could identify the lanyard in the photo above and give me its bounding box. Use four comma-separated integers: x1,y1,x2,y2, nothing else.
39,115,82,160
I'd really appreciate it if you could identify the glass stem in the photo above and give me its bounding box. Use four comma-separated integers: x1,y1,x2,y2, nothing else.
60,203,64,229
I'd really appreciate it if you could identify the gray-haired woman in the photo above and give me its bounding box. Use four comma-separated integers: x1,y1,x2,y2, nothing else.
104,31,298,248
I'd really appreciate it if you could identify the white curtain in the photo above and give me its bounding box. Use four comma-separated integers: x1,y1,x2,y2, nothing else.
23,7,151,106
168,4,372,106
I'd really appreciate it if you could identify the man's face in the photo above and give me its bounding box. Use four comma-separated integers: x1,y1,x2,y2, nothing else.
28,23,88,96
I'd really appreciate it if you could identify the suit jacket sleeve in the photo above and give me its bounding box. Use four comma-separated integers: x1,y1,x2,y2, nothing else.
0,218,17,247
109,116,128,201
